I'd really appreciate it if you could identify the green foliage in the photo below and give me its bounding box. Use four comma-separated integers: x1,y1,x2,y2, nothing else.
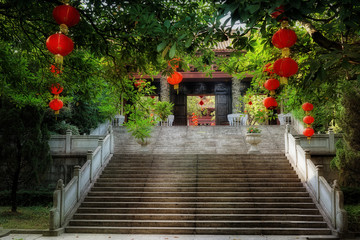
51,121,80,135
0,190,52,207
0,206,49,229
154,101,174,122
344,204,360,232
247,126,261,133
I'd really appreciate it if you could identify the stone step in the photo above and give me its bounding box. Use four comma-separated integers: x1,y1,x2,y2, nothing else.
101,169,296,175
87,191,309,197
84,196,313,203
90,186,306,192
73,213,324,221
80,202,317,209
96,177,301,183
93,182,304,188
65,226,332,235
68,219,329,228
99,173,300,179
76,207,320,215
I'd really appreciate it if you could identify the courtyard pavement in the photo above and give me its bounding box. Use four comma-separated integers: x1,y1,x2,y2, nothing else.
0,233,344,240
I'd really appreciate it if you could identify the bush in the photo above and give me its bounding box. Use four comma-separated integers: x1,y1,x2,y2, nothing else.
0,190,53,207
52,120,80,135
342,187,360,205
345,204,360,232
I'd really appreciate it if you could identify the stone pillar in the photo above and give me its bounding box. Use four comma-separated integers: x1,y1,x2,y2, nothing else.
231,77,241,113
160,75,170,102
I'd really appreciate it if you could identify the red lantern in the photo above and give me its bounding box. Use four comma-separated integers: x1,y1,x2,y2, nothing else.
271,6,286,20
264,78,280,96
134,80,145,88
303,127,315,139
273,57,298,78
263,97,278,109
167,71,183,90
302,102,314,112
46,33,74,65
168,58,180,69
248,101,253,105
272,29,297,49
53,5,80,28
303,115,315,126
50,64,62,75
263,63,275,76
51,83,63,95
49,99,64,114
199,100,204,106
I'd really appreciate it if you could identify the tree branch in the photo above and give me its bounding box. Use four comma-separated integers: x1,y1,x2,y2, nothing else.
300,19,342,51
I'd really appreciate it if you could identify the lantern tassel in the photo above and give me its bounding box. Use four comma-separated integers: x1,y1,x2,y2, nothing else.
60,24,69,35
270,90,275,96
55,54,64,71
281,20,289,29
280,77,288,85
282,48,290,58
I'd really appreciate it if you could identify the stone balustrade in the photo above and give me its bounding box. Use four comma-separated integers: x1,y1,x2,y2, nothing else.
285,125,347,234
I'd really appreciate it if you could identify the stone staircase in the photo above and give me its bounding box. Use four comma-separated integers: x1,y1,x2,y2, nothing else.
66,153,333,235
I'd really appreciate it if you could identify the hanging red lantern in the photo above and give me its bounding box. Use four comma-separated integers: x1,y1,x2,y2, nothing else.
271,5,286,21
273,57,298,84
46,33,74,65
51,83,63,95
168,58,180,69
272,29,297,49
167,71,183,90
303,115,315,126
303,127,315,140
302,102,314,112
264,78,280,96
53,4,80,34
50,64,62,75
263,63,275,76
263,97,278,109
134,80,145,88
49,99,64,114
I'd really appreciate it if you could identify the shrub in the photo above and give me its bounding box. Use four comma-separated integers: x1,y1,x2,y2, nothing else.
0,190,53,207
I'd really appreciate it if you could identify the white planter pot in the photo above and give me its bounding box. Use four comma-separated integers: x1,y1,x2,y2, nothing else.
245,133,262,154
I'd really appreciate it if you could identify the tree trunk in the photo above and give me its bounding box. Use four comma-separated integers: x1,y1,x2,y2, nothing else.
10,139,22,212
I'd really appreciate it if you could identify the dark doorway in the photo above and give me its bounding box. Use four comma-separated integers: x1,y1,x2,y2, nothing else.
171,81,232,126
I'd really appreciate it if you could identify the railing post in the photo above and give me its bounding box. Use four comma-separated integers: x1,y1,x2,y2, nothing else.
332,180,339,227
315,165,323,202
108,125,114,154
57,179,65,226
74,165,81,201
87,150,93,182
285,124,290,154
49,179,63,230
98,138,104,166
304,150,311,182
65,129,72,153
294,137,300,167
329,127,335,152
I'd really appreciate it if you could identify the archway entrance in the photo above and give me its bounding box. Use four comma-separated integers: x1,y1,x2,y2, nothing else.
171,81,232,126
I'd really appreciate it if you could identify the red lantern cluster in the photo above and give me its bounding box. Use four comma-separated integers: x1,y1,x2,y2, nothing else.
49,83,64,115
46,4,79,116
270,6,298,85
191,113,198,126
46,3,79,68
302,102,315,140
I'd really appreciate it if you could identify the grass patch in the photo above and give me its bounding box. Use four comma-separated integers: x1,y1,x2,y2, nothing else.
0,206,49,229
345,204,360,232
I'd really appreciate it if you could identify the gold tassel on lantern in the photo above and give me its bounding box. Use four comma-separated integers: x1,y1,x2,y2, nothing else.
280,77,288,85
60,24,69,35
282,47,290,58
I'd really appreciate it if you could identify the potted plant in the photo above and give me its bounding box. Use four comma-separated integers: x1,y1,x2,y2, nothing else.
154,101,174,126
245,126,262,154
125,115,154,146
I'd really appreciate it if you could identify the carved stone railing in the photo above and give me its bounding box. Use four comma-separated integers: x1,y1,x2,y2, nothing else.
285,125,347,234
48,126,114,235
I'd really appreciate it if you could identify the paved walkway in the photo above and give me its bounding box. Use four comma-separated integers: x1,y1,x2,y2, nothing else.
0,233,338,240
115,125,286,154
